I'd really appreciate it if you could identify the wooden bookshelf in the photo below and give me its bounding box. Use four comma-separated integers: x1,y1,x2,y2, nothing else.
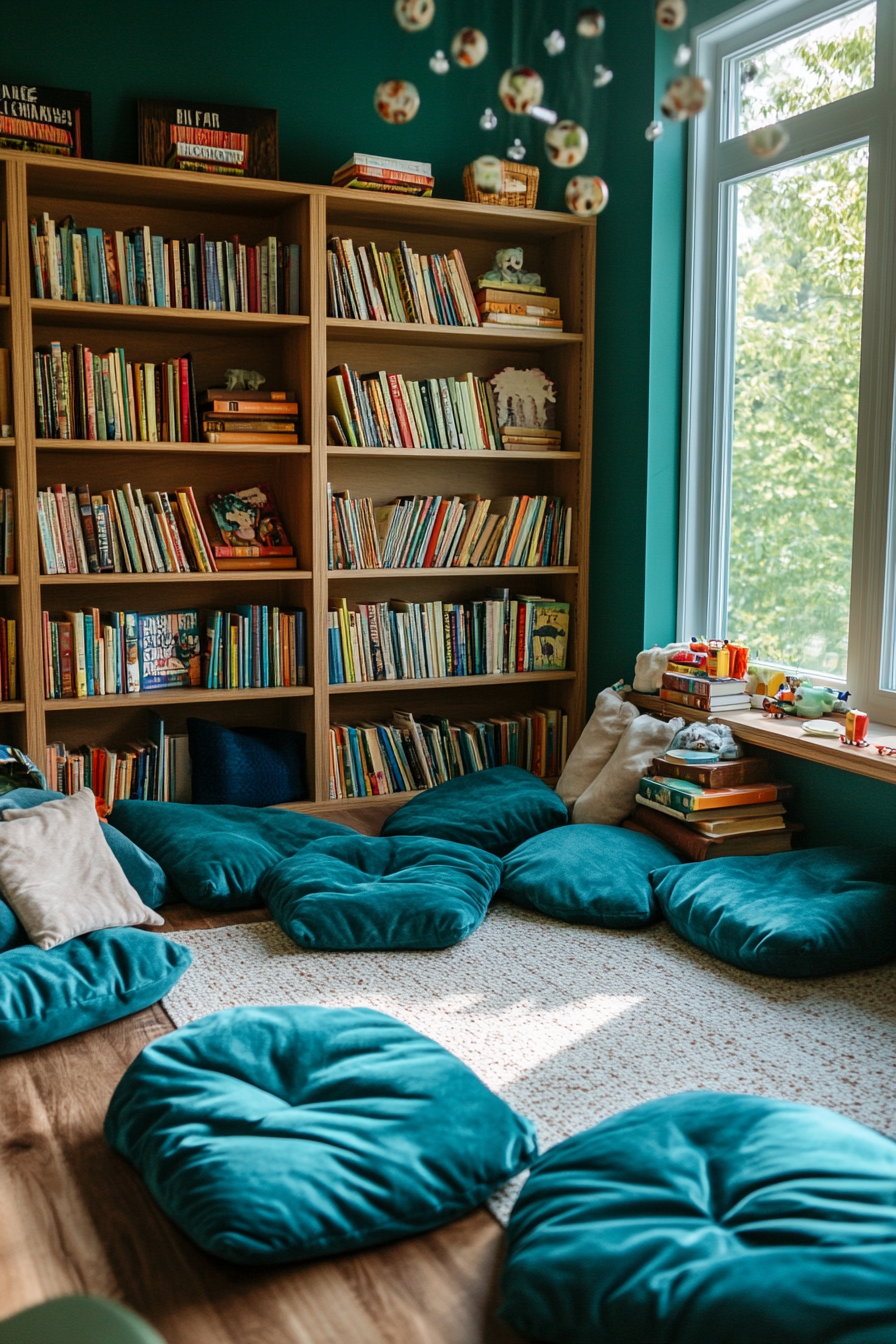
0,150,594,809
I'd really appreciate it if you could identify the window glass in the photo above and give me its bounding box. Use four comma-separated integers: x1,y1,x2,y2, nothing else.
725,144,869,679
737,3,876,134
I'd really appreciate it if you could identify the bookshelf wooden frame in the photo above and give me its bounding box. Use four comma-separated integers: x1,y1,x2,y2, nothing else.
0,150,595,810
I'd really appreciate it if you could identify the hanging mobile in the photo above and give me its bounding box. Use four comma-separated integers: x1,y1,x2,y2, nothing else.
593,64,613,87
544,29,567,55
674,43,692,66
506,138,527,161
645,120,664,140
429,50,450,74
479,107,498,130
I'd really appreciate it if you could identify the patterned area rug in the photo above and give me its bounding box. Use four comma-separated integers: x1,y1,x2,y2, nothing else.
164,906,896,1221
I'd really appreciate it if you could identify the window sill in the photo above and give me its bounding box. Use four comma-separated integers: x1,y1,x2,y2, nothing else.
628,694,896,787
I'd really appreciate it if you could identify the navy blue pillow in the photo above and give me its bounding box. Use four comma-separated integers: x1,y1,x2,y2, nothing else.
500,824,679,928
381,766,568,857
652,846,896,977
187,718,307,807
105,1005,538,1264
0,788,171,909
0,928,192,1056
262,832,501,950
0,895,26,952
500,1092,896,1344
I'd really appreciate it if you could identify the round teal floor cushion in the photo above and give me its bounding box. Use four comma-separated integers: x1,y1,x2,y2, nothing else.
380,766,568,857
0,929,192,1056
500,1092,896,1344
261,832,501,950
0,789,171,909
652,846,896,977
105,1004,538,1264
108,801,353,911
0,895,25,952
500,824,680,928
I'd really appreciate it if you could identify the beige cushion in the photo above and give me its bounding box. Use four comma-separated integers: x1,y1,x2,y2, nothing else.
0,788,163,949
633,642,690,693
556,688,639,810
572,715,684,827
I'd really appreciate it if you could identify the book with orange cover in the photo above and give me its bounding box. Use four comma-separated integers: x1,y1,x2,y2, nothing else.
638,776,781,812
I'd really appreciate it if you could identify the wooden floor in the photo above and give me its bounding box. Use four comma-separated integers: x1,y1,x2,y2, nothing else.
0,814,526,1342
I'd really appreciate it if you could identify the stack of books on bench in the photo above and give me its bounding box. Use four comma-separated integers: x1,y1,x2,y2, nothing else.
625,753,801,861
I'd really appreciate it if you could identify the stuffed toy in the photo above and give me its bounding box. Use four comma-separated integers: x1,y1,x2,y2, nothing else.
633,642,690,693
670,720,741,759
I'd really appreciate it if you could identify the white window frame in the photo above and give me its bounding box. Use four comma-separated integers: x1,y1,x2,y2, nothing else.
680,0,896,724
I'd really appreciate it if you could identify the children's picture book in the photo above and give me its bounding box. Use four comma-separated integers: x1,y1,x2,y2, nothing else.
530,600,570,671
138,99,278,179
0,82,92,157
137,610,200,690
206,484,293,555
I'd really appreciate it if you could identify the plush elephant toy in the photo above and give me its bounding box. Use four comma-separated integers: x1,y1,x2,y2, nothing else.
792,684,839,719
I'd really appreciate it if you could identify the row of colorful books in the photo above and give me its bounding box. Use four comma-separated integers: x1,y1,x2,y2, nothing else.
34,344,201,442
0,618,17,701
30,213,301,313
43,608,200,699
328,705,567,799
328,489,573,571
0,488,14,574
327,592,569,684
46,718,191,806
331,152,434,197
327,234,479,327
204,606,307,690
326,362,503,451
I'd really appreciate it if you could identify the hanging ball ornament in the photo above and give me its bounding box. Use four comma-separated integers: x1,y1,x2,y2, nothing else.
545,119,589,168
499,67,545,115
429,49,450,74
747,124,790,158
576,9,606,38
645,119,664,141
374,79,421,124
661,74,710,120
506,138,527,162
451,27,488,68
655,0,687,31
393,0,435,31
593,64,613,87
674,43,691,66
479,106,498,131
565,175,609,216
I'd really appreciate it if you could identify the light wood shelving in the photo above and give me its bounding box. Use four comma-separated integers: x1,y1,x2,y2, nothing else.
0,149,594,808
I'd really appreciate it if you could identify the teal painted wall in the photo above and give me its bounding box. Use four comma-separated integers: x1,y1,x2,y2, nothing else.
4,0,894,841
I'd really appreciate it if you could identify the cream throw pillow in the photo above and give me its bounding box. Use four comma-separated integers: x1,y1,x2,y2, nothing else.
0,788,163,949
572,714,685,827
556,687,640,810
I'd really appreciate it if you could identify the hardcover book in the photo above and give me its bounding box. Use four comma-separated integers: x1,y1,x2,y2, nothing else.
207,484,293,555
0,82,92,157
137,609,200,690
138,99,278,180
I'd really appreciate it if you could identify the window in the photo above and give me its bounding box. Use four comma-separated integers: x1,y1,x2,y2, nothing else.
681,0,896,723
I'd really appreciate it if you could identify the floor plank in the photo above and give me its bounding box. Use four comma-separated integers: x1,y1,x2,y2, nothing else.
0,1003,523,1343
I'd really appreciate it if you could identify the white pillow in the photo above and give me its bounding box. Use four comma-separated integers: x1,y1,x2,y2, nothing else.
556,687,639,810
572,714,684,826
0,788,163,949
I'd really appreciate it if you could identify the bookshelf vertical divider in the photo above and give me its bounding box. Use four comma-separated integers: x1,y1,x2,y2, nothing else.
0,149,594,815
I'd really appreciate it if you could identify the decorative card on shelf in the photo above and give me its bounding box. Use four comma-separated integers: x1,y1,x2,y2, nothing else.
206,484,294,556
0,82,92,157
137,610,201,691
137,99,278,180
489,367,562,451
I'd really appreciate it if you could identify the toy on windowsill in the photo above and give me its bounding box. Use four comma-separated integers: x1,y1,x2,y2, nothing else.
667,639,750,681
841,708,870,747
762,677,848,720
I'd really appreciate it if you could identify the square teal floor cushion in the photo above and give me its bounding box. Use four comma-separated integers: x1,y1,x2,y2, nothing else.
105,1004,538,1264
261,832,501,950
652,845,896,977
381,766,568,857
0,789,171,910
0,928,192,1055
108,801,353,910
500,1092,896,1344
500,824,680,928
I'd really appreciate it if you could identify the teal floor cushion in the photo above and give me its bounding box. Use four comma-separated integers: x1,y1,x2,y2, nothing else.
0,928,192,1056
0,788,171,909
0,895,26,952
500,1092,896,1344
105,1004,538,1264
652,846,896,977
500,824,679,928
108,801,353,911
381,766,568,857
261,832,501,950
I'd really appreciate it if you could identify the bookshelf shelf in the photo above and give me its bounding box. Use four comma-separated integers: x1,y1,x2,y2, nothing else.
3,149,594,807
0,297,8,309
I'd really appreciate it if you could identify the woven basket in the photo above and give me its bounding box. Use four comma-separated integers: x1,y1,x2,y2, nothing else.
463,160,539,209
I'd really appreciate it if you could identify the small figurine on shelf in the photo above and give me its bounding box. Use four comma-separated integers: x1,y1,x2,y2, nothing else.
842,708,870,746
480,247,542,287
224,368,266,391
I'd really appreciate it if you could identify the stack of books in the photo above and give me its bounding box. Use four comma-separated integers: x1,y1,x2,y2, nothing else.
201,388,299,446
328,705,567,798
37,482,216,575
327,363,501,450
43,608,200,700
627,754,800,861
327,235,477,325
332,153,433,197
166,127,247,176
475,274,563,332
34,344,200,442
327,592,569,683
203,606,307,689
47,714,191,806
205,482,297,570
30,213,300,313
659,668,751,713
328,488,572,570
